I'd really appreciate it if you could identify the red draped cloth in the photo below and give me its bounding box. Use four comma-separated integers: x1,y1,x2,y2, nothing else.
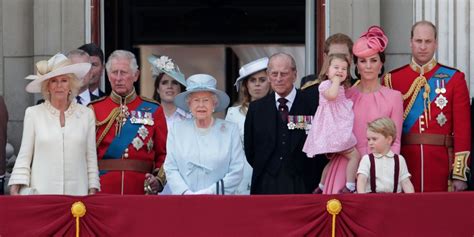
1,193,474,236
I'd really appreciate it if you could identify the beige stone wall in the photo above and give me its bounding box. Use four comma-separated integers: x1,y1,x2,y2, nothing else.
1,0,87,152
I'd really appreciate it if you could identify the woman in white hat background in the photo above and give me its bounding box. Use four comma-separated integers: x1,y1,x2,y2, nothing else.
149,55,192,130
225,57,271,195
164,74,244,195
9,53,100,195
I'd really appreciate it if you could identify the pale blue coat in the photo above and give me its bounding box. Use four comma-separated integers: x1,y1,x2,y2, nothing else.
164,118,244,194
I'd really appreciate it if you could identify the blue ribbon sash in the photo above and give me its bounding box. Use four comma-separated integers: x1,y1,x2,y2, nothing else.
403,66,455,133
100,101,159,175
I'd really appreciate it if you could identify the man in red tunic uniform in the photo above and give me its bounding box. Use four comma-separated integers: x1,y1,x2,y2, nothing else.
90,50,167,195
384,21,470,192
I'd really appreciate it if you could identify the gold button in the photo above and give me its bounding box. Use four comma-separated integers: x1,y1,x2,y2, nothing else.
125,148,129,152
124,153,129,158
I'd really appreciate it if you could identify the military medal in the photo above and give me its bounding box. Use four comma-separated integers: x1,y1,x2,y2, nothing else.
132,136,144,150
435,94,448,110
296,116,304,129
440,79,446,94
287,116,296,130
436,112,447,127
144,112,154,126
304,115,313,133
130,111,138,124
146,139,154,153
138,125,149,140
435,80,441,94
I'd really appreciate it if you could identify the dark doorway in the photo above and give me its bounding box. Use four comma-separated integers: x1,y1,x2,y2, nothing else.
102,0,323,95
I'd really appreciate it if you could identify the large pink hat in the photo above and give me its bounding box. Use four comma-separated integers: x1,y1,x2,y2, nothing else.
352,26,388,58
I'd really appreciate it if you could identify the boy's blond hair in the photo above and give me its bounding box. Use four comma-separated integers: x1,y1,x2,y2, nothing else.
367,117,397,145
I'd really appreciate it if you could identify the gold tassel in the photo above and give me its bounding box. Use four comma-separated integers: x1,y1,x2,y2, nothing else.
71,201,86,237
326,199,342,237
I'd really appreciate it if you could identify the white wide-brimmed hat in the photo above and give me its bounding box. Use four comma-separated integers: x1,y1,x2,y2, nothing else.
25,53,91,93
148,55,186,86
234,57,269,91
174,74,230,113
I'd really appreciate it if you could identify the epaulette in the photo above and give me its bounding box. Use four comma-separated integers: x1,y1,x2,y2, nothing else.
88,96,107,105
438,63,461,73
140,96,161,105
351,79,360,88
301,80,318,90
388,64,410,74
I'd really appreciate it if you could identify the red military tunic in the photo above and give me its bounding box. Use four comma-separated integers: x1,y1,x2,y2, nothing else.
90,90,167,194
384,58,471,192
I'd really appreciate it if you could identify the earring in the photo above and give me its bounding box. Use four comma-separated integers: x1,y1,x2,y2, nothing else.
68,91,72,95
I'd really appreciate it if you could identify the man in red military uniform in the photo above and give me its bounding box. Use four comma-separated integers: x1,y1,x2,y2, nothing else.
90,50,167,195
384,21,471,192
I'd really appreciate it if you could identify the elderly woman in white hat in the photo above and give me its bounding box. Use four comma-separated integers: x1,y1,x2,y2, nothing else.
164,74,244,195
9,53,100,195
225,57,270,195
148,55,191,130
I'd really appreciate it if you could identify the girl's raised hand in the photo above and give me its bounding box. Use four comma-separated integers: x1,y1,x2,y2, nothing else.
330,75,344,84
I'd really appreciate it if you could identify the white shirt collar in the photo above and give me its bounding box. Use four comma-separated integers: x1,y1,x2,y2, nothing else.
274,87,297,111
78,89,92,105
373,150,395,159
91,88,100,97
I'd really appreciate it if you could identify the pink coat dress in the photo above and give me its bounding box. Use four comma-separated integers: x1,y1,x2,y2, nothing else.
303,80,357,157
323,85,403,194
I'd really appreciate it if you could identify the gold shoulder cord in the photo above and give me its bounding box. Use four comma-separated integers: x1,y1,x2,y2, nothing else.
384,73,430,122
383,73,392,89
96,107,120,147
402,75,430,121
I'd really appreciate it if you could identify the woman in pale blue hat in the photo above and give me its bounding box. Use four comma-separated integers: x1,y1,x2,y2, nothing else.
225,57,271,194
164,74,244,195
9,53,100,195
148,55,191,130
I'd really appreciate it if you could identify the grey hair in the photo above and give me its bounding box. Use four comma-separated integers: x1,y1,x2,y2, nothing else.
267,52,297,71
105,50,139,74
67,49,90,60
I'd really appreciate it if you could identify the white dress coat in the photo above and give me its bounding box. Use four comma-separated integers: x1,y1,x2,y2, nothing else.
9,101,100,195
164,118,244,195
225,105,253,195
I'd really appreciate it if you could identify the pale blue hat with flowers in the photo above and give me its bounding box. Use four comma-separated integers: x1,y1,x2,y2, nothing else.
148,55,186,86
234,57,269,91
174,74,230,113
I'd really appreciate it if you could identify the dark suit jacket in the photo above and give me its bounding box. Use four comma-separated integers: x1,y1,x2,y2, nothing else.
96,89,106,98
244,90,325,193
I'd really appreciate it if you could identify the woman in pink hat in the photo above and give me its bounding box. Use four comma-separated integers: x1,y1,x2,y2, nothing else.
9,53,100,195
322,26,403,194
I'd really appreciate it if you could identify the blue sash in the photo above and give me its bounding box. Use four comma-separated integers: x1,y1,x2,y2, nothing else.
100,101,159,175
403,66,455,133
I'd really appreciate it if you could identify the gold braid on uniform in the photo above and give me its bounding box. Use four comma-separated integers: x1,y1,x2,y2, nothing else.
401,75,431,122
383,73,392,89
96,107,121,147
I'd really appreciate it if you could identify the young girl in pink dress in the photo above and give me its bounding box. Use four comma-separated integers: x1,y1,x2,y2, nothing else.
303,53,360,193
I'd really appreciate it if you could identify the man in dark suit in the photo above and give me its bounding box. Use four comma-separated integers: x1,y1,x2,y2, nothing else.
79,43,106,97
67,49,99,104
244,53,325,194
